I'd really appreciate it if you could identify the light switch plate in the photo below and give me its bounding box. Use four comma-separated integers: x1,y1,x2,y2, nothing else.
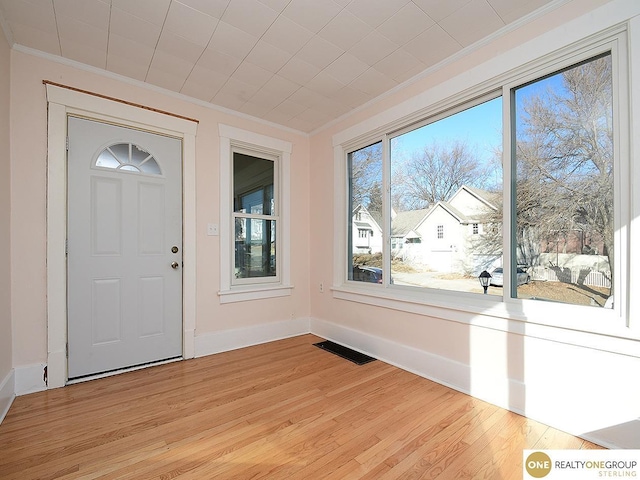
207,223,219,236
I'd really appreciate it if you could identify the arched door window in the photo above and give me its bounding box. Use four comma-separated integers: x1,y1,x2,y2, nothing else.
95,142,162,175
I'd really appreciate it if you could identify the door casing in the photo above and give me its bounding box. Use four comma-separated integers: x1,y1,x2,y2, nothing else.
45,84,197,388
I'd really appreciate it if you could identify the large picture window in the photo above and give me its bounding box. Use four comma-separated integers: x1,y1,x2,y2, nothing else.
340,35,626,324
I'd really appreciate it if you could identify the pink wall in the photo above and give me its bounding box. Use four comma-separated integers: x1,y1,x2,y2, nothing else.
0,31,11,382
9,51,311,367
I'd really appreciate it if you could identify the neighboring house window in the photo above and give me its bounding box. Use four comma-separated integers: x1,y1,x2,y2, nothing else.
337,29,627,326
348,142,383,283
218,124,292,303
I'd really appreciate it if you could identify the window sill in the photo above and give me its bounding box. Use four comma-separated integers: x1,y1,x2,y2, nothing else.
218,284,294,304
331,284,640,358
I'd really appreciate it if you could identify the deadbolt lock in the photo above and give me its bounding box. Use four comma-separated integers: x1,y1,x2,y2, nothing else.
171,246,179,253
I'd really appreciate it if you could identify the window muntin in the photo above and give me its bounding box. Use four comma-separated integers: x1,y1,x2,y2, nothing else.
95,143,162,175
348,142,383,280
512,53,613,308
232,151,278,283
388,96,503,295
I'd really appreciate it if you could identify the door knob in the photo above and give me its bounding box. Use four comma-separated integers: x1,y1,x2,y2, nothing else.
171,261,179,269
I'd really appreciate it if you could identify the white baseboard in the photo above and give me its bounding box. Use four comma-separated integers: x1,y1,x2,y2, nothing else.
47,349,66,389
184,328,195,359
309,318,637,449
310,317,525,412
0,369,15,425
14,363,47,396
194,317,311,358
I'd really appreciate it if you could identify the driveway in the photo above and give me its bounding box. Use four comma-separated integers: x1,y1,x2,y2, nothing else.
392,271,492,294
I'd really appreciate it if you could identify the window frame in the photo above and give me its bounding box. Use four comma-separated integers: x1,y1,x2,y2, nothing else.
332,25,636,346
505,49,622,310
219,124,293,303
231,146,279,287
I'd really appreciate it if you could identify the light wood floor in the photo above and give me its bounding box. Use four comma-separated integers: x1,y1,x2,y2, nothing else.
0,335,601,479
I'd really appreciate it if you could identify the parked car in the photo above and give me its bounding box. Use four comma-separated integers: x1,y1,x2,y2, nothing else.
489,267,530,287
352,266,393,284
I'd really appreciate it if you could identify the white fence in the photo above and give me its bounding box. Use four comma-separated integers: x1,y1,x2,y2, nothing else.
532,253,611,288
532,266,611,288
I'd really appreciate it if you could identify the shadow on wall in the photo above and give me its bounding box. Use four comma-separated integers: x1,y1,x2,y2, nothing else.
583,420,640,449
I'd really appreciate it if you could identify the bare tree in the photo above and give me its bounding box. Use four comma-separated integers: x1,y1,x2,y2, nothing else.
349,142,382,211
396,140,490,210
514,55,613,276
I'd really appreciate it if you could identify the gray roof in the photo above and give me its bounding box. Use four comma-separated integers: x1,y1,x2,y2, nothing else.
391,209,430,237
440,202,469,223
366,185,500,239
368,210,383,229
462,186,501,209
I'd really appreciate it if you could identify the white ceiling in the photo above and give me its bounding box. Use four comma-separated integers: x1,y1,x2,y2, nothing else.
0,0,557,133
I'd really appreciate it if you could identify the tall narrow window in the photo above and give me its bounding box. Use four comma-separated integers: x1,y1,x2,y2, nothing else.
348,142,383,282
233,150,277,283
219,124,292,302
512,53,613,308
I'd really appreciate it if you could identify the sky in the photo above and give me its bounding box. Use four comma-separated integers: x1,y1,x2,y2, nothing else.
390,96,504,190
391,97,502,157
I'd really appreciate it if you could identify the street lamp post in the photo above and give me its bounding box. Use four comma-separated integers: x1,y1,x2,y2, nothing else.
478,270,492,295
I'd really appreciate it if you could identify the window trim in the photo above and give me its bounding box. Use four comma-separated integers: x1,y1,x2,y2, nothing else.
332,24,637,349
219,124,292,303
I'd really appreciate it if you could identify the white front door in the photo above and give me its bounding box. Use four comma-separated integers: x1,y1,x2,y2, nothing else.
67,117,183,379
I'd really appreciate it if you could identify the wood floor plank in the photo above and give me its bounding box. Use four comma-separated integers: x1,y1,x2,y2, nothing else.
0,334,604,479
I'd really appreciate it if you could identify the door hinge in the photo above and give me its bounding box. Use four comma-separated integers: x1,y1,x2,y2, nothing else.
65,239,68,256
66,136,69,151
66,343,69,358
